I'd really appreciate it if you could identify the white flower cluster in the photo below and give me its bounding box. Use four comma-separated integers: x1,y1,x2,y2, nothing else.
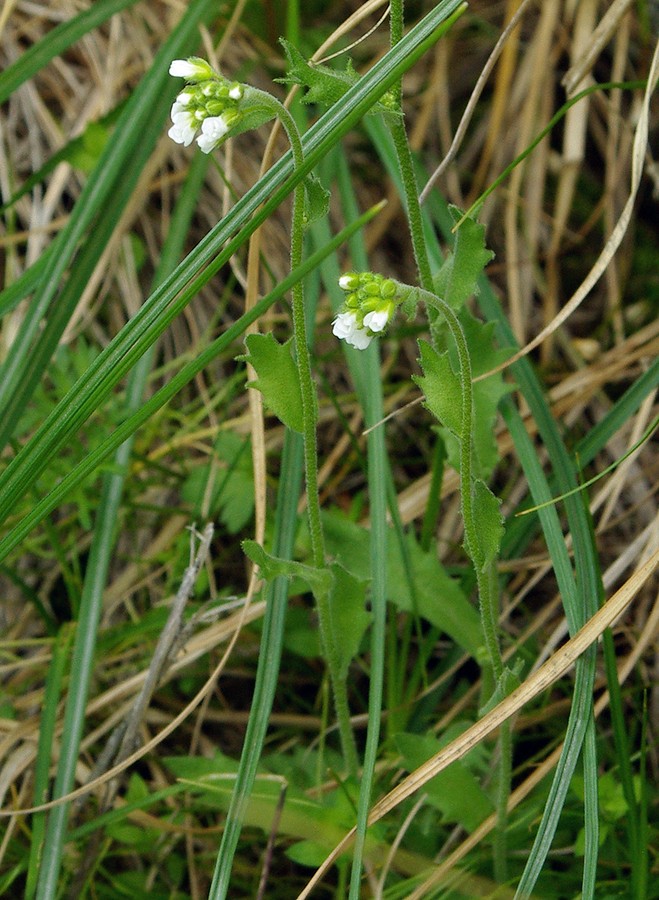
332,272,400,350
168,58,244,154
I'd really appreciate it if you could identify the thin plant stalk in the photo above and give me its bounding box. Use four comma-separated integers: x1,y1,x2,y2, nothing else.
271,99,359,774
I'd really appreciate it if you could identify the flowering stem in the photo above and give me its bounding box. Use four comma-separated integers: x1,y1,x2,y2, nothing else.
417,286,509,879
387,0,434,293
266,98,359,775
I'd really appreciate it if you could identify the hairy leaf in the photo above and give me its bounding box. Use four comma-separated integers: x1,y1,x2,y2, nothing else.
434,208,494,311
413,339,462,437
279,40,399,116
241,333,303,432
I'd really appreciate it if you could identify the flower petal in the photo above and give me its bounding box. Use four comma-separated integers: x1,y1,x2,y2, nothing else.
332,311,356,340
196,114,230,153
347,328,372,350
363,309,389,333
168,121,196,146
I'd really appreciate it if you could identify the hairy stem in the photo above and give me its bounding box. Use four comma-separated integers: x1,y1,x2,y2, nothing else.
273,100,359,775
387,0,433,292
418,286,509,878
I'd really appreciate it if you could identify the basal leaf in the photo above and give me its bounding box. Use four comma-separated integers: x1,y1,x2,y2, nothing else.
181,432,254,533
395,732,494,831
241,333,303,432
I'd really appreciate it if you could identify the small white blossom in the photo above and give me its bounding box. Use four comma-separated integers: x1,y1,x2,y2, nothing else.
168,104,197,146
332,311,372,350
196,115,230,153
229,85,243,100
169,58,213,81
363,309,390,333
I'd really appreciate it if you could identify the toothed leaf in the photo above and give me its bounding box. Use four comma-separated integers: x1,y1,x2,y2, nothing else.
240,333,303,433
413,339,462,437
279,39,399,116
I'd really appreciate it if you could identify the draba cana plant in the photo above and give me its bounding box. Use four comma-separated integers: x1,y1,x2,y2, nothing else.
167,53,358,773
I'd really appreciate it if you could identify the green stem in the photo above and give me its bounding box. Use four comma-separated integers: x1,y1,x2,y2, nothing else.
385,14,434,292
418,286,509,878
269,98,358,775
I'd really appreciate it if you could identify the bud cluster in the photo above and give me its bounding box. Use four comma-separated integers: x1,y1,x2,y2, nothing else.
168,57,245,154
332,272,401,350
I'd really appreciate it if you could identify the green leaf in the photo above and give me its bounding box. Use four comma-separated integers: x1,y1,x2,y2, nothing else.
328,562,369,678
395,732,494,831
286,840,330,868
282,607,322,659
242,539,333,600
479,661,522,715
434,209,494,311
470,479,504,570
279,40,399,116
319,511,482,658
460,311,513,477
413,339,462,437
420,312,513,480
241,333,304,432
181,432,254,533
303,173,330,227
68,121,112,173
243,540,368,676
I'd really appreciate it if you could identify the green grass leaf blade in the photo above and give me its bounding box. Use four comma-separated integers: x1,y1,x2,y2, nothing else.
208,432,304,900
32,142,210,900
24,625,75,900
475,283,601,899
0,0,216,452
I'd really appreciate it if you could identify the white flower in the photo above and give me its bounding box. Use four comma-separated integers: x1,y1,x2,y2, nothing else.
229,85,243,100
332,311,372,350
167,109,197,147
363,308,390,333
338,274,358,291
196,115,230,153
169,58,212,81
168,102,197,146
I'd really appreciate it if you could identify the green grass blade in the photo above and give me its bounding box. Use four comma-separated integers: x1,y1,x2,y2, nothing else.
207,432,304,899
0,205,382,564
0,242,58,317
601,624,644,894
475,283,601,898
24,625,75,900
